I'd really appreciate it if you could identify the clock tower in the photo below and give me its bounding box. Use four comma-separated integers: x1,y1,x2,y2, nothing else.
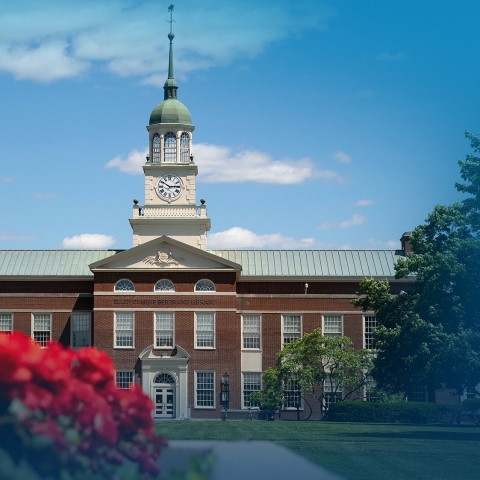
129,28,211,250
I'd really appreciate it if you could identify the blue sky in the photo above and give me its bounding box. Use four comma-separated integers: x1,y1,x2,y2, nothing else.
0,0,478,250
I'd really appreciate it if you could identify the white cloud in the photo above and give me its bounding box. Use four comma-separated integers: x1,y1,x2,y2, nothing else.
61,233,116,249
1,175,21,183
354,199,375,207
376,52,406,61
0,41,88,82
318,214,367,230
105,143,343,185
368,238,399,249
105,148,147,175
333,151,352,163
0,231,34,241
0,1,335,83
33,192,56,199
195,143,342,184
208,227,329,249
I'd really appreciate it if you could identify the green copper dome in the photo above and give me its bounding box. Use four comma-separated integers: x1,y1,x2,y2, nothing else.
149,99,192,126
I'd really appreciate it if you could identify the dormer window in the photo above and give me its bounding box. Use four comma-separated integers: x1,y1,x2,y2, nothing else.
152,134,161,163
164,132,177,162
180,132,190,163
114,279,135,292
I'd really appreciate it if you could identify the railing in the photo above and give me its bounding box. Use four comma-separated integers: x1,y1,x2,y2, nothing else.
132,204,207,218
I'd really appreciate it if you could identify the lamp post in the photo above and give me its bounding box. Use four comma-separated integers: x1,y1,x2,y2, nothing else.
220,372,229,420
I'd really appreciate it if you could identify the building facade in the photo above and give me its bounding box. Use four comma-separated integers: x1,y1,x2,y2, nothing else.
1,32,441,419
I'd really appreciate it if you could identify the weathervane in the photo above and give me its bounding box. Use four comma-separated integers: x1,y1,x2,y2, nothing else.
167,5,175,34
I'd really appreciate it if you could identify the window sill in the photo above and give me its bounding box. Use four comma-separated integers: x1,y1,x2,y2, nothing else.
282,408,304,411
194,406,216,410
114,346,135,349
241,349,262,352
194,347,216,351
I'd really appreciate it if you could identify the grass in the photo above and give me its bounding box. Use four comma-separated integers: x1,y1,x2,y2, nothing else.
156,421,480,480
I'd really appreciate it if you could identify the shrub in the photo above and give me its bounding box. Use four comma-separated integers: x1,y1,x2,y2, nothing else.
325,401,461,424
461,398,480,425
0,332,166,479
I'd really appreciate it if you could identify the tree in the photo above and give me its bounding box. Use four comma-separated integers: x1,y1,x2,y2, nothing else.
353,132,480,401
276,329,374,416
248,368,283,411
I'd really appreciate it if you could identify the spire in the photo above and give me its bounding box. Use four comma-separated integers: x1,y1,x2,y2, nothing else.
164,5,178,100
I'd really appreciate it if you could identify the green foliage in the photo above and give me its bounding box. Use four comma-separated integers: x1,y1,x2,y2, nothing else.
248,368,283,411
326,401,461,424
276,329,374,415
461,398,480,426
167,453,216,480
352,132,480,397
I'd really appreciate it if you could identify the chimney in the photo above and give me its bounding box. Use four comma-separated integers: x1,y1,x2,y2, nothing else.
400,232,413,253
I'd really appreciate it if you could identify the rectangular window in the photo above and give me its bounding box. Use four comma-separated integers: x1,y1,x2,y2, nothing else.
365,376,379,402
243,373,261,408
243,315,260,349
33,314,51,347
324,378,342,410
407,383,427,402
364,315,377,349
195,371,215,408
0,313,12,334
115,312,134,348
116,370,134,389
155,312,174,348
195,313,215,348
283,380,302,409
323,315,343,338
71,313,91,349
283,315,301,344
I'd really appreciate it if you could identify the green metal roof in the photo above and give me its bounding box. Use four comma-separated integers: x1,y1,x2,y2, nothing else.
0,250,119,277
207,250,407,278
149,99,192,126
0,249,406,278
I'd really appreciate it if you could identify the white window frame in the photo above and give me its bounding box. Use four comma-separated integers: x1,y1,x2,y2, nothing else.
242,372,262,409
154,312,175,349
114,278,135,292
242,315,261,350
281,314,302,346
114,312,135,349
195,312,215,349
31,313,51,347
194,279,216,292
195,371,216,409
283,379,303,410
116,370,135,389
322,315,343,338
364,315,377,349
323,377,342,410
154,279,175,292
70,312,92,349
0,313,13,334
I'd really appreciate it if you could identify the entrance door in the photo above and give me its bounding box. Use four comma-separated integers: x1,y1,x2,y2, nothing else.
154,387,175,418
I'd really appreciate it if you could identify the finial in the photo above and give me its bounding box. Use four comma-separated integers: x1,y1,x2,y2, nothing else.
200,198,206,205
168,5,175,35
163,4,178,99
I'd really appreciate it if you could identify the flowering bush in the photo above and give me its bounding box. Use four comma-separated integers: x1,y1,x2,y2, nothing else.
0,332,166,480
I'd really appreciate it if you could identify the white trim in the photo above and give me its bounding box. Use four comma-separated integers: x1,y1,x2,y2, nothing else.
154,279,175,292
194,370,216,409
238,310,368,315
114,278,135,292
31,312,51,347
154,311,175,349
114,311,135,349
322,314,343,338
70,311,92,349
94,307,236,312
242,371,262,409
194,312,215,349
0,293,92,298
194,279,216,292
241,314,261,350
94,291,234,296
363,314,377,350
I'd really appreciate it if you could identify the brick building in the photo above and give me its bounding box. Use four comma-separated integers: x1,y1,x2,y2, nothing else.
0,32,422,419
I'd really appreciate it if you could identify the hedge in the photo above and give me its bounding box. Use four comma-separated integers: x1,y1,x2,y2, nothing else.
325,401,461,424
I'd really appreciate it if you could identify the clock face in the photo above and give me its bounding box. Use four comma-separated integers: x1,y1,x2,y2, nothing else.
156,174,183,200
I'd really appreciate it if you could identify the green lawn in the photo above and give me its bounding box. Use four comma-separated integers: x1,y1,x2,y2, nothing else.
156,421,480,480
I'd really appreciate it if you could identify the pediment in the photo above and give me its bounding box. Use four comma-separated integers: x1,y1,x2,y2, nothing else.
89,236,241,273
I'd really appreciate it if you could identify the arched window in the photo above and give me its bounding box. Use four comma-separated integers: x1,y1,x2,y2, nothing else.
180,132,189,163
154,279,175,292
164,132,176,162
154,373,175,384
114,279,135,292
152,134,161,163
194,279,216,292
